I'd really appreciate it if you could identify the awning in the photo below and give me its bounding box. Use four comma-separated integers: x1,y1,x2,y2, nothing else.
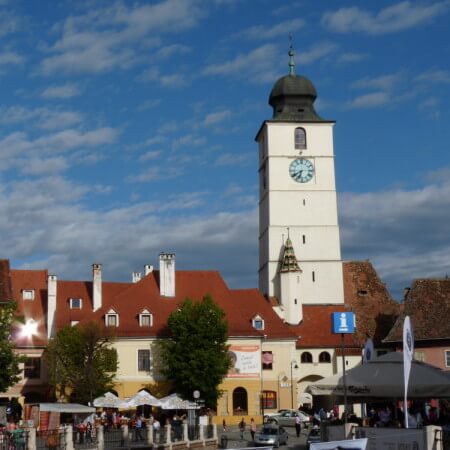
34,403,95,413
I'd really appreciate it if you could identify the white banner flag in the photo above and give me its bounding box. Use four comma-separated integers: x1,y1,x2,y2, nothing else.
403,315,414,428
363,338,374,363
311,438,368,450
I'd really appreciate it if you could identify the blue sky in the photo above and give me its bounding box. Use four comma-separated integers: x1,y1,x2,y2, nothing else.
1,0,450,300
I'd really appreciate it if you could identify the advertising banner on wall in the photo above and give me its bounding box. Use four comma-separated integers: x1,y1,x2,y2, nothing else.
227,345,260,378
311,438,368,450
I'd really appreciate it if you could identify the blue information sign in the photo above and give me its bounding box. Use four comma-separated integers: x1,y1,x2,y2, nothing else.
332,312,355,334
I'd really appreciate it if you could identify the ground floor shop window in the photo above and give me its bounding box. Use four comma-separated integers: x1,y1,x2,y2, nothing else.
262,390,277,409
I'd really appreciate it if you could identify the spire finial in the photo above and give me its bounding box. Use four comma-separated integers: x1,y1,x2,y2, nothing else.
288,33,295,75
287,227,290,239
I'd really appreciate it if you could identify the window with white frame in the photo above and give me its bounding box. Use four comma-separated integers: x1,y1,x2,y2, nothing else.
105,310,119,327
139,309,153,327
138,349,151,371
22,290,35,301
70,298,82,309
252,315,264,330
445,350,450,367
71,321,79,326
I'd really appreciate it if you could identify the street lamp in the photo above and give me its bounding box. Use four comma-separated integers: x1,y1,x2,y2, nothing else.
290,360,298,410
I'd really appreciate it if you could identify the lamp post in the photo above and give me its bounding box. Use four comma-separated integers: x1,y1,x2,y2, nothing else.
290,360,298,410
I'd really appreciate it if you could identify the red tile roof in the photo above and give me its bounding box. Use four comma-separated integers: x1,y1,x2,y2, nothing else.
384,278,450,342
11,269,297,342
10,269,49,347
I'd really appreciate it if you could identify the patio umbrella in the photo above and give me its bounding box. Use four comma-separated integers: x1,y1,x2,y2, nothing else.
159,393,199,410
123,390,162,408
306,352,450,400
93,392,128,408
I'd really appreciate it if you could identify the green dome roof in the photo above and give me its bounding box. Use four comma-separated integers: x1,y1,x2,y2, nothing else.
269,74,317,101
268,73,323,122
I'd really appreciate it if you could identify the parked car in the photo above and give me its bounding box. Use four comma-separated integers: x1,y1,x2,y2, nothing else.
266,409,311,427
263,409,291,421
306,426,321,449
254,425,288,448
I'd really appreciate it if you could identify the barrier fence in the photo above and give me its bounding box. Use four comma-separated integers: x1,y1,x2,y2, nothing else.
1,424,218,450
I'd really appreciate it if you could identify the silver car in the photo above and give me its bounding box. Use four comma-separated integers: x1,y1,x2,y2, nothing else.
254,425,288,448
266,409,311,427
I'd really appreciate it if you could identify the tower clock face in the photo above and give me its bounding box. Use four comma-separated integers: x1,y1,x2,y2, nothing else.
289,158,314,183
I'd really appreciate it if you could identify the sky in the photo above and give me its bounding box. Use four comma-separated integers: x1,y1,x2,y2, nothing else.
1,0,450,301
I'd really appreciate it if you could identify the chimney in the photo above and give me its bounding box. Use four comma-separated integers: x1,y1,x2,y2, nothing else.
144,264,154,276
92,263,102,311
47,275,57,339
132,272,142,283
403,287,411,301
159,253,175,297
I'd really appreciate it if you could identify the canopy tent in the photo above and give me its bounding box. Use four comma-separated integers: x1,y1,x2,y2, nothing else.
306,352,450,401
159,393,200,410
123,390,161,408
93,392,128,408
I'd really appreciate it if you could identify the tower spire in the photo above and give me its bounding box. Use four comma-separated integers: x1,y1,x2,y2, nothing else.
288,33,295,75
279,236,301,273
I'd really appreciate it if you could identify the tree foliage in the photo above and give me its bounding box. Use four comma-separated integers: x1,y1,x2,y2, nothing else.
0,302,22,393
160,295,230,408
44,321,118,404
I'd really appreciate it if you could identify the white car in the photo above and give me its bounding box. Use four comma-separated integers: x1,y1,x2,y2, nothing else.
254,425,288,448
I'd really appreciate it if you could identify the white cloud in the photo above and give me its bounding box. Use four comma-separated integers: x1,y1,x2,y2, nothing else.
0,106,82,130
0,50,24,68
203,109,232,126
337,52,367,63
172,134,206,150
139,68,188,87
230,18,304,40
155,44,191,59
298,42,337,65
39,0,205,75
322,1,450,35
202,44,280,83
351,73,403,91
128,165,182,182
137,98,161,111
347,92,390,109
41,83,81,99
415,69,450,84
215,152,250,166
340,175,450,298
21,157,69,175
139,150,161,162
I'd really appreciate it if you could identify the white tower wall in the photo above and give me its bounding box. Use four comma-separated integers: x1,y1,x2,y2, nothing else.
258,120,344,305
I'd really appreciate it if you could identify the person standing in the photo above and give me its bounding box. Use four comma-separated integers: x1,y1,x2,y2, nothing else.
295,414,302,437
250,418,256,441
238,418,246,440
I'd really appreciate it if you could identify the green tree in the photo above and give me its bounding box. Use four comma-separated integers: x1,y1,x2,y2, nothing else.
0,302,22,392
45,321,118,404
160,295,230,408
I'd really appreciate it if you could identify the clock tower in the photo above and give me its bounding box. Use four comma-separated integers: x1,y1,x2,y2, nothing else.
256,48,344,322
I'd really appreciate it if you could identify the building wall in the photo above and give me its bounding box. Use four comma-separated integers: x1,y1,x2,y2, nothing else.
414,346,450,371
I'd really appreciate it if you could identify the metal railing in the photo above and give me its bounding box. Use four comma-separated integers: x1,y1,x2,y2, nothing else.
36,429,66,450
1,429,28,450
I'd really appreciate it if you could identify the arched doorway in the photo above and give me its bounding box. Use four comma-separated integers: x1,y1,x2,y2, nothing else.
232,387,248,415
297,375,323,409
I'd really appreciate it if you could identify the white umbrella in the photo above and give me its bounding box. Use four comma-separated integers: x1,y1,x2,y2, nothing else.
93,392,128,408
306,352,450,400
159,393,199,410
124,390,161,408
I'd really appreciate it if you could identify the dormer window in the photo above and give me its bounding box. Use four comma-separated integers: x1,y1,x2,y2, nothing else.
252,315,265,330
105,309,119,327
139,309,153,327
22,290,35,301
295,127,306,150
70,298,82,309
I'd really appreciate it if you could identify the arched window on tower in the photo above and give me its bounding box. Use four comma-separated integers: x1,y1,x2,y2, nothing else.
233,387,248,414
295,127,306,150
319,351,331,363
301,352,313,363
